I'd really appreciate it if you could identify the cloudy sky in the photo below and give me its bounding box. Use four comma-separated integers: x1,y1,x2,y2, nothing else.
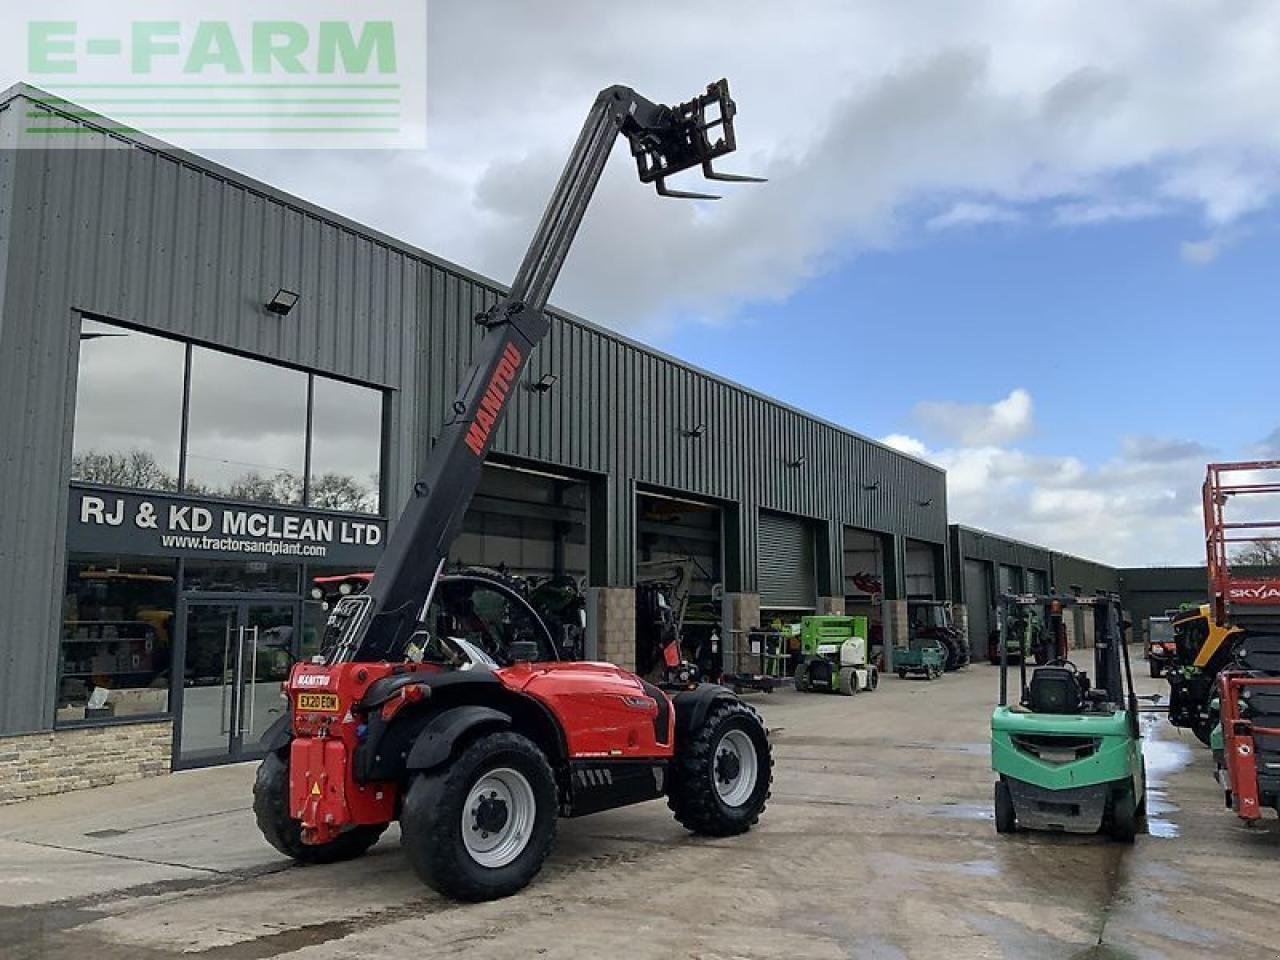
17,1,1280,565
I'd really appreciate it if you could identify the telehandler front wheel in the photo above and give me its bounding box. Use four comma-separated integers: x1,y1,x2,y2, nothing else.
253,752,387,864
400,731,557,902
669,700,772,836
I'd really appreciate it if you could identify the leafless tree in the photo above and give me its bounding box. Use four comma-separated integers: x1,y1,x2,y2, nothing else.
1231,539,1280,566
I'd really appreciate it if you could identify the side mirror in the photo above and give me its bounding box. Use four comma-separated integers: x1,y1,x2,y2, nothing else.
509,640,539,663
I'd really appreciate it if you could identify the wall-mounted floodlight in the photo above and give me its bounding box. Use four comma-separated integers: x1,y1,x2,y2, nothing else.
265,288,301,316
917,498,934,507
526,373,558,393
683,423,707,439
861,479,880,491
789,454,807,468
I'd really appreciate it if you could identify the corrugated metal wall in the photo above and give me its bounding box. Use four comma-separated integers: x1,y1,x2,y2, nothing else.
1050,552,1121,596
949,524,1122,604
0,92,421,733
949,525,1053,604
0,88,947,733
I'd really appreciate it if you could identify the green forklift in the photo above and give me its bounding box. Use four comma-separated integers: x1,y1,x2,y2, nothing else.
793,615,879,695
990,594,1146,841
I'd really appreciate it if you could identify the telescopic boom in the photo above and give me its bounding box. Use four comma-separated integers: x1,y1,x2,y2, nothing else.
324,80,762,664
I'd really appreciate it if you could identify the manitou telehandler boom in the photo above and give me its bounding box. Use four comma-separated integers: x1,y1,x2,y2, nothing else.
253,80,774,902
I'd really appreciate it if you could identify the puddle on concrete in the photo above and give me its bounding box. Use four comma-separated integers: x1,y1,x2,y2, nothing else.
899,740,989,756
1141,730,1193,840
922,801,995,822
953,858,999,877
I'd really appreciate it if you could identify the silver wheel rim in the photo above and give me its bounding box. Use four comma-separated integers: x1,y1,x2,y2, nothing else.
713,729,758,807
462,767,536,868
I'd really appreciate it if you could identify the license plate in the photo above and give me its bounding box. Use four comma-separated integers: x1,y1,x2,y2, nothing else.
296,692,340,712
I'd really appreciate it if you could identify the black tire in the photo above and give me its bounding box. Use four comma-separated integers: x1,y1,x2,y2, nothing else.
838,667,858,696
792,662,809,692
253,752,386,864
668,699,772,837
940,639,959,672
400,731,557,902
994,780,1016,834
1110,788,1138,843
1149,661,1162,679
897,667,908,680
867,666,879,691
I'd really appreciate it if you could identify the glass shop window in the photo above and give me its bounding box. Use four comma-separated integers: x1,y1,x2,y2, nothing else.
185,346,308,505
182,560,301,595
58,554,177,723
309,376,383,514
72,319,185,492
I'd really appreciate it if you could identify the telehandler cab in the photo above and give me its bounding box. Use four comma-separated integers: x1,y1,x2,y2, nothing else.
252,80,773,902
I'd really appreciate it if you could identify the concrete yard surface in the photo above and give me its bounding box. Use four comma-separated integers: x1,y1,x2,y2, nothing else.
2,660,1278,960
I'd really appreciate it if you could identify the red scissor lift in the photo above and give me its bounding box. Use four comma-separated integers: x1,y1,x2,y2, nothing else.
1205,461,1280,821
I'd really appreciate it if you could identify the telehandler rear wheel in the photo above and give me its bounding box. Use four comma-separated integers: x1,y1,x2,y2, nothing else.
400,731,557,902
253,752,387,864
668,700,772,836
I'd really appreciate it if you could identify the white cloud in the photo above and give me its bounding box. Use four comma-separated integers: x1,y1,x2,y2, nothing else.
914,388,1034,446
1051,200,1164,226
882,433,929,458
19,0,1266,334
884,394,1222,565
926,201,1022,230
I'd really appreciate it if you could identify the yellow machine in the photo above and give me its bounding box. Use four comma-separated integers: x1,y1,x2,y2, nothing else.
1166,604,1243,744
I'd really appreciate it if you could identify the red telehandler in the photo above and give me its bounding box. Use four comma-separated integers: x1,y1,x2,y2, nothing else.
253,80,774,901
1198,462,1280,820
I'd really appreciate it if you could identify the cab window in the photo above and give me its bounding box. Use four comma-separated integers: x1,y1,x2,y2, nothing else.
426,580,556,664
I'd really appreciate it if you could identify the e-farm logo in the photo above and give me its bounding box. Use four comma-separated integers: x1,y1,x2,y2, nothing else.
17,2,426,149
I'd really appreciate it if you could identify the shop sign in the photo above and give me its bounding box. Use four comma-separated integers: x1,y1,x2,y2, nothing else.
68,484,385,565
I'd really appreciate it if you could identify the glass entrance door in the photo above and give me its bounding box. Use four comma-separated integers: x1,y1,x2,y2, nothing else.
179,601,296,766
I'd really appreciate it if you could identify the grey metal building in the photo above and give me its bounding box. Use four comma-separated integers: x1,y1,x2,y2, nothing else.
950,524,1124,656
0,85,950,786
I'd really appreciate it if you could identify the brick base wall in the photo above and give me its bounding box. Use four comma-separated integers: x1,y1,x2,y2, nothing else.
884,600,909,672
0,720,172,804
588,586,637,672
953,603,970,651
723,593,762,674
816,596,845,615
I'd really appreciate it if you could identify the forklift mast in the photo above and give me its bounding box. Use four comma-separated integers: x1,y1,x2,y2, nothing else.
323,81,762,664
997,594,1131,709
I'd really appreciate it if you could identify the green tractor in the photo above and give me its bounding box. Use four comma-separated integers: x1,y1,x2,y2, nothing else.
793,615,879,695
990,594,1146,841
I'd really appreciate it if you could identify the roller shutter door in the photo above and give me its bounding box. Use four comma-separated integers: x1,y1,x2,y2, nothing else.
998,564,1021,594
964,560,992,647
1027,569,1048,595
758,511,816,609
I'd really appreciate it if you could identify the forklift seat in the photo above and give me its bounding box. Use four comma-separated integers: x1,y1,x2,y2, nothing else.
1028,667,1084,714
